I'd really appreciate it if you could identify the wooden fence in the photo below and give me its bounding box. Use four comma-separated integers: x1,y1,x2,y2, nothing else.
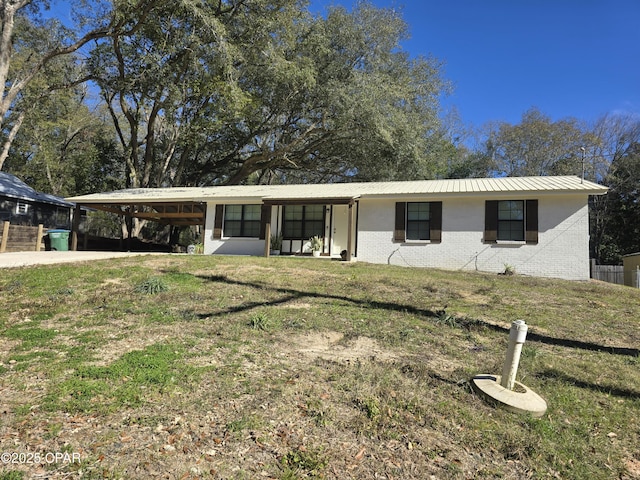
0,222,45,253
591,261,624,285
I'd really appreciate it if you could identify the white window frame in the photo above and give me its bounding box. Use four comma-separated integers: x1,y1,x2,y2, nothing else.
15,202,29,215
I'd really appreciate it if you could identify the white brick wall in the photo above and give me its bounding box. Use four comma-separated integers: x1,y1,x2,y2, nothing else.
203,202,265,256
204,195,593,280
356,195,592,280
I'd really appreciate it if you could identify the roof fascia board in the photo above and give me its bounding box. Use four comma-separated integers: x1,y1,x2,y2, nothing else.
202,196,264,204
263,197,357,206
2,192,74,207
70,197,206,205
360,190,605,200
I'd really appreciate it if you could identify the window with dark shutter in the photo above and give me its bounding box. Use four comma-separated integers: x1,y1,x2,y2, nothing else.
430,202,442,243
484,201,498,243
213,204,223,239
222,204,261,237
395,201,442,243
259,205,271,240
485,199,539,244
525,200,538,244
394,202,406,242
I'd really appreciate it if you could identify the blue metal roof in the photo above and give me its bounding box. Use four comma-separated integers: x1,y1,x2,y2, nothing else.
0,172,73,208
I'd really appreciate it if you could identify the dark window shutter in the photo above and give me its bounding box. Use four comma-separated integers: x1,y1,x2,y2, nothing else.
484,201,498,243
525,199,538,244
259,204,271,240
213,204,224,239
394,202,406,242
430,201,442,243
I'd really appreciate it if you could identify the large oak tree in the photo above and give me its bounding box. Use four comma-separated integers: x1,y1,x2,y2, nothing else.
87,1,449,189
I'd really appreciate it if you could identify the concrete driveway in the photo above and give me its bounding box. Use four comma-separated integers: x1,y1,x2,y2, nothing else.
0,251,167,269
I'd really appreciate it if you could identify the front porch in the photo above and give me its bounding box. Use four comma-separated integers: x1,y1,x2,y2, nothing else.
261,197,359,261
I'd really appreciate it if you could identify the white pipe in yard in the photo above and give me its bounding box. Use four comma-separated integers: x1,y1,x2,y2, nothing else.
500,320,528,390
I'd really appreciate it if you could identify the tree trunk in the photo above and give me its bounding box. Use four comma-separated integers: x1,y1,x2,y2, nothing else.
0,110,24,170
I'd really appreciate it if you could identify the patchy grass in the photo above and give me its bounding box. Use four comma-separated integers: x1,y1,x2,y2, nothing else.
40,343,200,414
0,255,639,479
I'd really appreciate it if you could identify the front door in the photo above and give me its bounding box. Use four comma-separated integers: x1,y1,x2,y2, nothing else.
331,205,349,257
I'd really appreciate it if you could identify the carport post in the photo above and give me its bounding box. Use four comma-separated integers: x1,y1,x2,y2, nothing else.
1,221,9,253
126,205,134,251
71,204,81,251
36,224,44,251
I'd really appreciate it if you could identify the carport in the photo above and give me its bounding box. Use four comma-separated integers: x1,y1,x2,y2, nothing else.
66,188,208,251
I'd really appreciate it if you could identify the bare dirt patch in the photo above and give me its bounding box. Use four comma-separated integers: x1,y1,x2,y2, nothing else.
278,301,312,309
625,457,640,479
100,277,125,287
6,308,33,326
286,331,471,373
290,331,398,363
457,290,492,307
0,337,20,357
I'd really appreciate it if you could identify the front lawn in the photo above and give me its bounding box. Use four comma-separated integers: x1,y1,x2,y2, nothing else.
1,255,639,479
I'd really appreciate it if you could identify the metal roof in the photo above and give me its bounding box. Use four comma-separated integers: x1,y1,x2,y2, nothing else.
0,172,73,207
66,176,608,204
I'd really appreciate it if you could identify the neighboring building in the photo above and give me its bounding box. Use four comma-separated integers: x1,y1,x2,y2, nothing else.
66,176,608,280
0,172,73,228
622,253,640,288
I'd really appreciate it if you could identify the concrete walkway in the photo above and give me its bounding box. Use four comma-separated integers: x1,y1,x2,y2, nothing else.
0,251,167,269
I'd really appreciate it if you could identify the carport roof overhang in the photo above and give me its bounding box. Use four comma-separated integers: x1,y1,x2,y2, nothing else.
67,197,359,227
68,199,207,227
65,188,361,226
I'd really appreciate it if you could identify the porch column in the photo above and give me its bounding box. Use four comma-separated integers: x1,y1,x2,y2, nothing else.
346,201,355,262
201,204,207,254
263,210,271,258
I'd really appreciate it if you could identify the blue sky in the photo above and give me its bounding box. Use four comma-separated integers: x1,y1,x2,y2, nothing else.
46,0,639,129
311,0,640,128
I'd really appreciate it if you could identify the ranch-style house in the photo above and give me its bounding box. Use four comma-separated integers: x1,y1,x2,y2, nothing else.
66,175,608,280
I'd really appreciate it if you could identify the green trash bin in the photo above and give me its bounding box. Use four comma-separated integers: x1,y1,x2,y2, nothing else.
48,229,70,251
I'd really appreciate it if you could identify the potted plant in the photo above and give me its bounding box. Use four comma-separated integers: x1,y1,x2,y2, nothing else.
309,235,323,257
270,232,283,255
187,241,204,254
